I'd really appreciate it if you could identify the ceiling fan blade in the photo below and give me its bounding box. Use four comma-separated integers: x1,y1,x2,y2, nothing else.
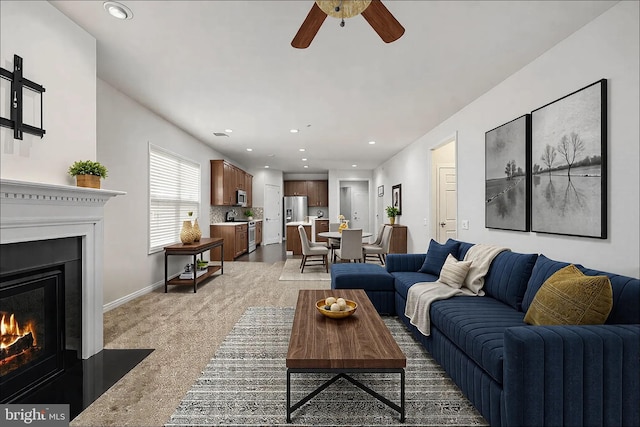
292,3,327,49
361,0,405,43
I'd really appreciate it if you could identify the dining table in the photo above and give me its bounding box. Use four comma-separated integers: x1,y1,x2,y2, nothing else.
317,231,373,240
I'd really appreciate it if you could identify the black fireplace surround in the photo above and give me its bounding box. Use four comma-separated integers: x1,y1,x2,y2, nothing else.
0,237,82,403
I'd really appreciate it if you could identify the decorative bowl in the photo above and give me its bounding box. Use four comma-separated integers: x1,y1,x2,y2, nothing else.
315,298,357,319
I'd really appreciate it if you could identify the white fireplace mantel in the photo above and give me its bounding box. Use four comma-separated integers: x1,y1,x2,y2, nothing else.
0,179,125,359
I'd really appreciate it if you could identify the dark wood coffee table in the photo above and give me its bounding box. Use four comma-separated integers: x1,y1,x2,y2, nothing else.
286,289,406,422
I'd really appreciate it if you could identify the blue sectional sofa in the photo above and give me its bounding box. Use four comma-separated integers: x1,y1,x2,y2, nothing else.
332,240,640,426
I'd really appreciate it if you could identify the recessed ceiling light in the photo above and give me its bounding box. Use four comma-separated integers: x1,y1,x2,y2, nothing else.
303,165,309,168
103,1,133,20
264,165,270,168
368,141,376,145
246,148,253,152
290,129,299,133
267,154,275,157
299,148,306,152
302,158,307,161
225,129,233,133
352,164,357,167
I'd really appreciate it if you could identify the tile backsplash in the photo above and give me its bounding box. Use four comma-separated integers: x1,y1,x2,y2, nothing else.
209,206,263,224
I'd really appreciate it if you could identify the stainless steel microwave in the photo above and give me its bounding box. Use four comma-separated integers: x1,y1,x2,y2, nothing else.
236,189,247,207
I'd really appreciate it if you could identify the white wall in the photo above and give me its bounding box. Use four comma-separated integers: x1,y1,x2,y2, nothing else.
250,168,283,208
98,80,228,307
374,1,640,277
0,1,96,185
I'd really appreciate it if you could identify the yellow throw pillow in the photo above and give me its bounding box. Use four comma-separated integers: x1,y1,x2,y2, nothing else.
524,264,613,325
438,254,472,289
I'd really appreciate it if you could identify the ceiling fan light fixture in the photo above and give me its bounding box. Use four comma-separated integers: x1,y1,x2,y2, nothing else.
103,1,133,20
316,0,372,19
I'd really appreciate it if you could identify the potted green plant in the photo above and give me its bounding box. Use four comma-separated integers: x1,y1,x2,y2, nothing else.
244,209,255,220
68,160,108,189
385,205,399,225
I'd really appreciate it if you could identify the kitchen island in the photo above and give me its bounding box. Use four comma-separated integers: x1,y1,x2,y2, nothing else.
285,221,313,255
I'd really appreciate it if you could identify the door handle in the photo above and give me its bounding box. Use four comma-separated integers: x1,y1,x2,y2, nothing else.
440,222,446,227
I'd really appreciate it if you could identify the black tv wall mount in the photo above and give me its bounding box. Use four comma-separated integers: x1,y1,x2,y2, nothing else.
0,54,46,140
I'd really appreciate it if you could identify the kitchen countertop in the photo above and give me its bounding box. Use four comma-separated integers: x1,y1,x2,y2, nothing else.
211,219,262,226
286,221,312,226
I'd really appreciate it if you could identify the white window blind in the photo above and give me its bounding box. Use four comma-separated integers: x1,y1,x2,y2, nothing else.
149,145,200,253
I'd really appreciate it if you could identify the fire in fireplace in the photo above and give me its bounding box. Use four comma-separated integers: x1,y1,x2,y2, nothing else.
0,312,39,376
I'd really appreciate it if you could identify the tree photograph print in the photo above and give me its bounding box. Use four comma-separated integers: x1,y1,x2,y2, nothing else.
485,114,530,231
530,79,607,238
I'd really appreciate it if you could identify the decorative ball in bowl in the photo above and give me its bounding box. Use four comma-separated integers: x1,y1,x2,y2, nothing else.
315,297,357,319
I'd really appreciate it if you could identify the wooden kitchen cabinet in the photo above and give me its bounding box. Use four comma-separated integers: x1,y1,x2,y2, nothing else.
256,221,262,245
315,219,329,242
211,160,253,206
284,180,308,196
387,224,408,254
284,180,328,206
307,180,328,207
245,173,253,207
210,224,248,261
286,224,311,255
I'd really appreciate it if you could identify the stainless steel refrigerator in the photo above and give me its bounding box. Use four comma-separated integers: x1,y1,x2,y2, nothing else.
283,196,308,239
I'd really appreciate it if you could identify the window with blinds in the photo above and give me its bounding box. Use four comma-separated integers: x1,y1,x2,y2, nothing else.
149,145,201,253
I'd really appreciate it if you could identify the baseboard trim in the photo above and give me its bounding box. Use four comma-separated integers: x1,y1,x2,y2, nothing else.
103,274,178,312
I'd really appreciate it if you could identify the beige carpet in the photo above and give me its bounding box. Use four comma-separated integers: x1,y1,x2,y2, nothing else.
70,261,330,427
278,257,331,281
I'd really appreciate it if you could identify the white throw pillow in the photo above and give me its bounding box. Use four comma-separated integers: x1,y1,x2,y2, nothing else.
438,254,472,289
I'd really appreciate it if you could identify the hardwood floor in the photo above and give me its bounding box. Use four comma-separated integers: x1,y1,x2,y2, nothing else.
234,242,288,263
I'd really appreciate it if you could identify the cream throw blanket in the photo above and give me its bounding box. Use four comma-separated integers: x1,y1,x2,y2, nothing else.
405,244,509,336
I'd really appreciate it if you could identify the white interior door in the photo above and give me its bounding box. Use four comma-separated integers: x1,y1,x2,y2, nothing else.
437,166,457,242
351,190,370,233
264,184,281,245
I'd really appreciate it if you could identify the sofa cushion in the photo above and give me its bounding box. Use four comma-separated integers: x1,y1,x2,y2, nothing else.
484,251,538,311
453,240,475,260
392,271,438,300
522,255,583,312
419,239,460,275
331,263,394,291
438,254,472,289
430,296,526,384
572,267,639,325
524,264,613,325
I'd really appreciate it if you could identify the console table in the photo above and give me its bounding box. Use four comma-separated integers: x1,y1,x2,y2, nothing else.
164,237,224,293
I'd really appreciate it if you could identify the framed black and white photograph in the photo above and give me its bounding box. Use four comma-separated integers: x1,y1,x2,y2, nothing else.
378,185,384,197
392,184,402,215
531,79,607,238
485,114,531,231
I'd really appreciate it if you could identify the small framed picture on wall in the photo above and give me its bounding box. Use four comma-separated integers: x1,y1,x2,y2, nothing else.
378,185,384,197
392,184,402,215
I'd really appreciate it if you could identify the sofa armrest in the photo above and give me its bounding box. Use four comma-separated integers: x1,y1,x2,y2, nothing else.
386,253,425,273
504,324,640,427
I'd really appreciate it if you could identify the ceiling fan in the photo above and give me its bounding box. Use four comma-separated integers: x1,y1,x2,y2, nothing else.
292,0,405,49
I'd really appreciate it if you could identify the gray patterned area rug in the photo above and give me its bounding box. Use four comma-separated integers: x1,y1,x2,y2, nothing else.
165,307,487,426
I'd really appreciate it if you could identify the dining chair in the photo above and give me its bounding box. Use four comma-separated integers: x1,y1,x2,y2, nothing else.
298,225,329,273
371,223,385,245
334,229,363,263
327,222,341,260
363,225,393,265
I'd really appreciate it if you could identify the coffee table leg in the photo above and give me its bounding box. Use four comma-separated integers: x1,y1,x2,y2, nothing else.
286,369,291,423
401,369,405,422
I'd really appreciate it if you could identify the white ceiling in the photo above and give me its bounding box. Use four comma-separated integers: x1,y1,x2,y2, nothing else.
50,0,616,173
